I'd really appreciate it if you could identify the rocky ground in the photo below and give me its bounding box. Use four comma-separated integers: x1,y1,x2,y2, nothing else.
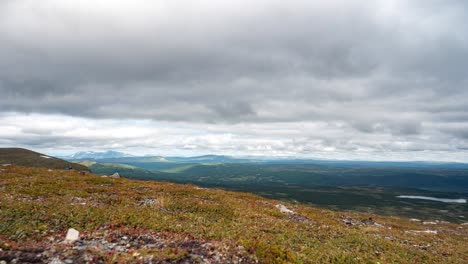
0,226,257,263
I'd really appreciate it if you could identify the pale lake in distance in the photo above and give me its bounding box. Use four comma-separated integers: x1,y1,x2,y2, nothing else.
396,195,467,204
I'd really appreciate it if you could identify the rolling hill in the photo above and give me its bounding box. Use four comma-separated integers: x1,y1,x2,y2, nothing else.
77,160,173,179
0,148,88,171
0,165,467,263
75,160,468,223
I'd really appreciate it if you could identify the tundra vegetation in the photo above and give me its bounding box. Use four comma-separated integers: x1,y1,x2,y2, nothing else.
1,166,467,263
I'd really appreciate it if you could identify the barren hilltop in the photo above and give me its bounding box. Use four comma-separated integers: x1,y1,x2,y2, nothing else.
0,148,88,172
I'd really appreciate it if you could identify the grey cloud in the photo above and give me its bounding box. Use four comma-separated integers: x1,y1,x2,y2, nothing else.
0,1,466,122
0,112,466,161
0,0,467,159
351,119,421,136
442,126,468,140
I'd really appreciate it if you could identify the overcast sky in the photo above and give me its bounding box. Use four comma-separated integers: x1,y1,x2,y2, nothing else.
1,0,467,161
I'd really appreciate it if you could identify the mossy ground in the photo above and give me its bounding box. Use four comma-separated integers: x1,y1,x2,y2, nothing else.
0,166,467,263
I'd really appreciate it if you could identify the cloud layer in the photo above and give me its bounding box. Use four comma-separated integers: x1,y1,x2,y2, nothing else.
0,0,467,160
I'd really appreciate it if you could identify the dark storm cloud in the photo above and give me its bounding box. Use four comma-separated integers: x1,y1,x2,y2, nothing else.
1,0,466,122
0,0,467,159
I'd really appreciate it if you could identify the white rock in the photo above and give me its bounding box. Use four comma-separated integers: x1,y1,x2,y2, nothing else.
64,228,80,243
409,218,421,222
276,204,294,214
109,172,120,178
138,198,156,206
405,230,438,235
423,221,437,225
49,257,64,264
419,230,438,234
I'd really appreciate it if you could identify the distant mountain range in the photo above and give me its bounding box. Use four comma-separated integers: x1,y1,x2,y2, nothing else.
64,150,134,160
64,151,468,169
66,152,253,163
166,155,255,163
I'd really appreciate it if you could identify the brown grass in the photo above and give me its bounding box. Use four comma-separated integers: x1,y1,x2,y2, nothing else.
0,166,467,263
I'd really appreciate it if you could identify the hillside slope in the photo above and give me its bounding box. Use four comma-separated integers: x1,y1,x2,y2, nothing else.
76,160,173,179
0,166,467,263
0,148,88,171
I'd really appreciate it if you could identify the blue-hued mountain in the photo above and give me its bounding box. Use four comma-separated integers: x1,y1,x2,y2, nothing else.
68,153,255,164
166,155,255,163
66,150,133,160
65,151,468,169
